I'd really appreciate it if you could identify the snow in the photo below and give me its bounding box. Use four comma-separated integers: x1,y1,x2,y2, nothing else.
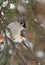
39,21,45,28
9,3,16,9
17,5,26,14
2,0,8,8
38,62,41,65
36,14,45,28
21,0,29,3
9,50,12,54
4,17,6,20
34,18,38,22
1,21,3,23
36,51,44,58
40,24,43,27
0,44,4,51
1,12,4,16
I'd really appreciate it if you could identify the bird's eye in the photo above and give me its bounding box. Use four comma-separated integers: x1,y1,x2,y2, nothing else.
20,21,22,24
20,21,26,28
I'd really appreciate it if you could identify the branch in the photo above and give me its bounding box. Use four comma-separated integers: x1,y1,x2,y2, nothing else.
6,36,28,65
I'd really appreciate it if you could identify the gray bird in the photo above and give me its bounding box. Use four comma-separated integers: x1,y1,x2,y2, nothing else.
6,17,26,43
6,17,34,50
